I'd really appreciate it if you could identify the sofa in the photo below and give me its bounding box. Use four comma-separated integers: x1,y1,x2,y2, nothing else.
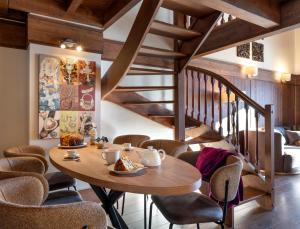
239,127,300,174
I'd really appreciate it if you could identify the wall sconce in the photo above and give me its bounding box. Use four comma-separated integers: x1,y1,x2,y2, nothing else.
245,66,258,79
280,73,292,82
60,38,82,52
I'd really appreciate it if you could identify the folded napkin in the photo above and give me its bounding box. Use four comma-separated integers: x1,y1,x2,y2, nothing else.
195,147,243,207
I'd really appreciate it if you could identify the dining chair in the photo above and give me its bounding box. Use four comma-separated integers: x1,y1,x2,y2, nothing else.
0,171,107,229
149,154,243,229
113,134,150,147
140,139,189,158
4,145,77,191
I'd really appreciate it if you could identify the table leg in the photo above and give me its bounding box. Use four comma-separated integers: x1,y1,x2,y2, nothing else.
90,185,128,229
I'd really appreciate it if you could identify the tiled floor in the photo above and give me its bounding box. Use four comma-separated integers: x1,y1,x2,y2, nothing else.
79,175,300,229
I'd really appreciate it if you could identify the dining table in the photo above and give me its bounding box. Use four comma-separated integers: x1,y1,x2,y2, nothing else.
49,143,202,229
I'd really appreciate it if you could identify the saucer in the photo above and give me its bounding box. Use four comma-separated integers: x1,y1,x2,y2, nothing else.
64,152,80,159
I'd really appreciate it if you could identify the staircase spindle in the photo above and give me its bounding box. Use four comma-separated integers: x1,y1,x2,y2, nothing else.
218,81,223,135
197,72,201,121
185,69,189,116
191,70,195,119
245,104,249,159
211,77,215,129
204,74,208,125
226,88,230,139
255,111,260,170
235,95,240,149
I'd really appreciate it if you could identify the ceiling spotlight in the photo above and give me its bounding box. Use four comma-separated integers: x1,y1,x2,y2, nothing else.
76,45,83,52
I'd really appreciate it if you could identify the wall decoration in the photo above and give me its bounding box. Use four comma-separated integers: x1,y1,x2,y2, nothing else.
38,54,97,139
252,42,264,62
236,43,250,59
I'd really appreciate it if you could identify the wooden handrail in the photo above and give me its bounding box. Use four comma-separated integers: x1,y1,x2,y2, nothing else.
187,66,266,115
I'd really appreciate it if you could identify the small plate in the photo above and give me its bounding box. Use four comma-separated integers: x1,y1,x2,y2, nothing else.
58,143,87,149
107,163,145,175
64,153,80,159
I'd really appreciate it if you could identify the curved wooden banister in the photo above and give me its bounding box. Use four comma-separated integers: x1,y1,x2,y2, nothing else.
187,66,266,115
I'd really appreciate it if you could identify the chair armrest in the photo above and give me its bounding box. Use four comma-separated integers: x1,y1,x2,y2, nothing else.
177,151,200,166
0,171,49,201
4,152,49,172
1,202,107,229
4,157,45,174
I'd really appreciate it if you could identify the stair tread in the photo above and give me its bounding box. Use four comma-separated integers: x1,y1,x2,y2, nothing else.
127,67,175,75
123,100,174,105
148,114,174,117
241,187,267,204
150,20,201,40
115,86,175,92
162,0,215,18
139,46,186,59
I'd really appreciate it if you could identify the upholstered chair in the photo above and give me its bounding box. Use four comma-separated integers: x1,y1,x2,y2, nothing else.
0,171,107,229
149,154,243,229
140,139,189,158
113,134,150,147
4,145,77,191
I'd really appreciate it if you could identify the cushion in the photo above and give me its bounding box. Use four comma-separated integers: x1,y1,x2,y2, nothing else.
295,140,300,146
45,172,76,191
274,128,287,145
43,190,82,205
152,192,223,224
286,130,300,145
200,140,236,153
275,127,289,144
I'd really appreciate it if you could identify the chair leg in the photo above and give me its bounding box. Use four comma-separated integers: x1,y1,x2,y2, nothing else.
144,194,147,229
169,223,173,229
149,202,154,229
197,223,200,229
221,223,224,229
73,185,77,191
68,187,70,191
121,193,126,215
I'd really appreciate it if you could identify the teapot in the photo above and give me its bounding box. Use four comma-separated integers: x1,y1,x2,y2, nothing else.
137,146,166,166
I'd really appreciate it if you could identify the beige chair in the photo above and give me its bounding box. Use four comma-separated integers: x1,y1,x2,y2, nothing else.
4,145,77,191
0,171,107,229
140,139,189,158
113,134,150,147
149,154,243,229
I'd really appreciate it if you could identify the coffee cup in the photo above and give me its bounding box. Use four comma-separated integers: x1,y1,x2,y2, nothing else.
67,150,78,158
123,143,132,151
101,150,120,164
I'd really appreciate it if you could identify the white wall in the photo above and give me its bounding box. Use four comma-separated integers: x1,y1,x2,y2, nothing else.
206,30,296,74
294,29,300,74
0,47,28,153
28,44,102,151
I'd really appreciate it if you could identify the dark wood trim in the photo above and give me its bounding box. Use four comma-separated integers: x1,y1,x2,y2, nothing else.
0,19,26,49
0,0,8,13
66,0,83,15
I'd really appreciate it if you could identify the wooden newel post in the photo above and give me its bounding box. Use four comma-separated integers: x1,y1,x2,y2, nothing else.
264,104,275,209
174,71,186,141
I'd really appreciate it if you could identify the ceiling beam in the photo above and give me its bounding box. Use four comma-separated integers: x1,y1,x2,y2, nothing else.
178,12,222,72
103,0,141,29
8,0,103,27
195,0,300,58
198,0,280,28
0,0,8,13
66,0,83,15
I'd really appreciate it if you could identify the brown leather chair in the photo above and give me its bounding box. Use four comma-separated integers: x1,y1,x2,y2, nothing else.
113,134,150,147
4,145,76,191
149,154,243,229
140,139,189,158
0,171,107,229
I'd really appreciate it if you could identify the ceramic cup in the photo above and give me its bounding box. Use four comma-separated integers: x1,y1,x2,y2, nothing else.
123,143,132,151
101,150,120,164
67,150,78,158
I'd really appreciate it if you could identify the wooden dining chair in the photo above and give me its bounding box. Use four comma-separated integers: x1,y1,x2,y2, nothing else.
0,170,107,229
149,154,243,229
113,134,150,147
140,139,189,158
4,145,77,192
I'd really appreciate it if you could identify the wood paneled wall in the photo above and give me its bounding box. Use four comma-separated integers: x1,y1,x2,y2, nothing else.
190,58,284,126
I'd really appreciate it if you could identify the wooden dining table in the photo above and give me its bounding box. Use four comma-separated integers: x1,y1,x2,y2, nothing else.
49,143,202,229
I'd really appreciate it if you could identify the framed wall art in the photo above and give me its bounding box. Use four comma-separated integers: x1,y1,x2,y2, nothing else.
252,42,264,62
236,43,250,59
38,54,97,139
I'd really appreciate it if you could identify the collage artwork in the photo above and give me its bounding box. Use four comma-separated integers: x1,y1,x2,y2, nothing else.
38,54,96,139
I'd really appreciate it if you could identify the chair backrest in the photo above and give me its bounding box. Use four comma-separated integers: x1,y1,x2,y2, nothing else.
4,145,48,171
210,155,243,202
0,157,45,174
113,134,150,147
140,139,189,157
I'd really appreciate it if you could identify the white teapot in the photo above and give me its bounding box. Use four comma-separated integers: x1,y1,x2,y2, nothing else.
138,146,166,166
